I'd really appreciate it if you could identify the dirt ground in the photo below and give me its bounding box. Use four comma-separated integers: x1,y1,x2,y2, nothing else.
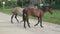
0,12,60,34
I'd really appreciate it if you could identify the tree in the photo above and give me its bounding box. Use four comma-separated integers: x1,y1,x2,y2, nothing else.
17,0,30,7
45,0,60,5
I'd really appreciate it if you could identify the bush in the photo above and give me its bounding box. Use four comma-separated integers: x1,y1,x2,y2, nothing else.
0,0,17,8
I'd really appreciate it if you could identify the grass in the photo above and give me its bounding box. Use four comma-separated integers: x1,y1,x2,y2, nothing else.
43,10,60,25
0,8,60,25
0,8,12,15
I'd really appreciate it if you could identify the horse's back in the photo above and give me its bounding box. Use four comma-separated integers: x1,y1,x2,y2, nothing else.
11,7,24,15
24,7,43,17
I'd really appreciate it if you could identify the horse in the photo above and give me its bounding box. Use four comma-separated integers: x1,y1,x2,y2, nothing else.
11,7,24,24
22,6,53,28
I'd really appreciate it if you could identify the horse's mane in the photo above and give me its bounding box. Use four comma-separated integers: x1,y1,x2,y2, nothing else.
39,6,47,11
38,6,51,12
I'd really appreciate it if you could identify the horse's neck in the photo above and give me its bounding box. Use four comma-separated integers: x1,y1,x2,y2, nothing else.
39,6,47,12
39,8,47,13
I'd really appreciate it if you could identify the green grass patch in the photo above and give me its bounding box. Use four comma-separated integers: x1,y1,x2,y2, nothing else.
0,8,60,25
43,10,60,25
0,8,12,15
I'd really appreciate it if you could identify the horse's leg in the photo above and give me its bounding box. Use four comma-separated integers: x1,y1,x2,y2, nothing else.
40,18,43,28
24,20,26,28
20,20,23,23
27,17,30,28
20,19,30,24
23,12,26,28
23,16,26,28
11,14,14,24
34,17,40,26
15,14,19,23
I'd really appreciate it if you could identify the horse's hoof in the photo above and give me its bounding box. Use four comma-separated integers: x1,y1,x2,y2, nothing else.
18,22,19,24
29,23,30,24
12,23,14,24
29,26,30,28
11,22,14,24
40,25,43,28
34,24,38,26
11,21,14,24
24,27,26,29
17,21,19,23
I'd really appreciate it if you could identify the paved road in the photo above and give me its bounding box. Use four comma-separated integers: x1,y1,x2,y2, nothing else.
0,12,60,34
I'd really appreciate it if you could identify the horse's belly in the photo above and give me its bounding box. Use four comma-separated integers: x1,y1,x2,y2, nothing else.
31,13,40,17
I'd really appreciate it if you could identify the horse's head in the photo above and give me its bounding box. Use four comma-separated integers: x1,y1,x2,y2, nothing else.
47,6,53,14
40,6,53,14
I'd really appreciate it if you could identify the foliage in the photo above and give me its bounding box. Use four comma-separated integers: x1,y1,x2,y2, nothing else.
45,0,60,5
0,0,17,8
17,0,30,7
0,0,60,9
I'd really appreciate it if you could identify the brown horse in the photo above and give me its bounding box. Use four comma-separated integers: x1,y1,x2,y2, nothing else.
23,6,53,28
11,7,24,24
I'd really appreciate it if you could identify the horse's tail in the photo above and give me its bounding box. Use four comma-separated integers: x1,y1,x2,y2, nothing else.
23,9,26,21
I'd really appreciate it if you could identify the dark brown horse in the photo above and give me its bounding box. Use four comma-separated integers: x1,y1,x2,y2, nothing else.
23,6,53,28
